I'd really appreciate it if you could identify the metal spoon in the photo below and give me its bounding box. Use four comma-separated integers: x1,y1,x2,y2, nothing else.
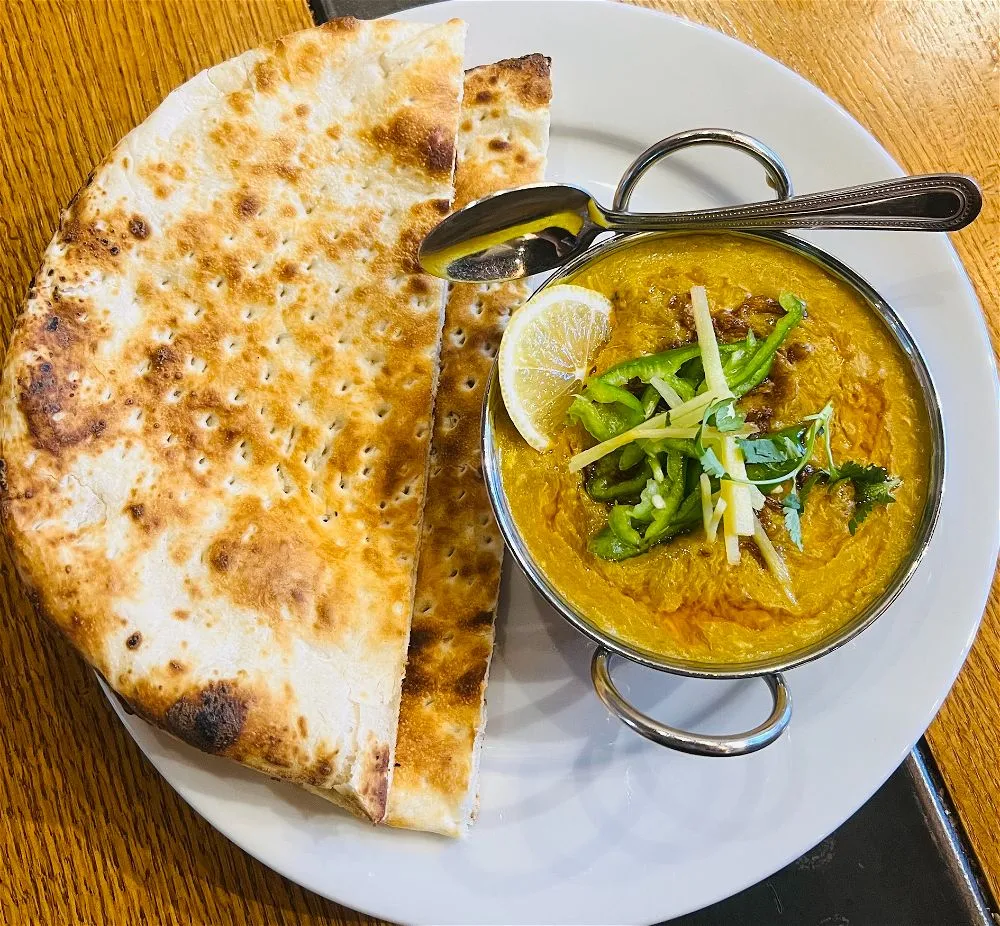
418,173,982,283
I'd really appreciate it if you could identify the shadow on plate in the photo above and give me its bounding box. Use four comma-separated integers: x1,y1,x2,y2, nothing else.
551,123,777,209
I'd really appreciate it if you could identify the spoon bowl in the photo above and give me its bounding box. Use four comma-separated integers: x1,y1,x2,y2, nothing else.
418,182,607,283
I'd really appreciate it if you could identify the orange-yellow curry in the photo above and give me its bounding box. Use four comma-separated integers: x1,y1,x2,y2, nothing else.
497,233,930,667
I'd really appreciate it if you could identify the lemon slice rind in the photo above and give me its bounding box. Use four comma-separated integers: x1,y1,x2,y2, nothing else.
498,284,613,451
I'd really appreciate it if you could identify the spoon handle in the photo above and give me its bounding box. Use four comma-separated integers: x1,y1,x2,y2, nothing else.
604,174,982,233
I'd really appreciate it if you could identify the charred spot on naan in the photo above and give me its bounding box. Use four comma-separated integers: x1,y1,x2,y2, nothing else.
226,90,253,117
320,14,360,35
457,609,491,632
18,362,109,456
234,191,262,220
125,501,164,534
397,628,440,699
357,736,391,819
58,205,140,274
128,215,151,240
494,53,551,107
453,663,488,702
251,57,280,94
365,54,460,180
163,680,250,754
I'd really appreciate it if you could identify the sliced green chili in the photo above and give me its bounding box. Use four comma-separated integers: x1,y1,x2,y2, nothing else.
728,292,805,396
583,379,645,416
618,442,645,470
639,383,660,418
585,458,652,502
567,395,643,442
609,504,644,546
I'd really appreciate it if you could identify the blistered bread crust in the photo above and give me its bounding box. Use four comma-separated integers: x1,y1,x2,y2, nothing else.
0,17,466,822
387,55,552,836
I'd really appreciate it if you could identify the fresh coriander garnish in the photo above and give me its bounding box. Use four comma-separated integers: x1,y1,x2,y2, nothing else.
782,489,804,551
832,461,903,534
705,396,746,432
699,446,727,479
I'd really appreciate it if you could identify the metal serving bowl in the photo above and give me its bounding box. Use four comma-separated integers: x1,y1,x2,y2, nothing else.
480,130,945,757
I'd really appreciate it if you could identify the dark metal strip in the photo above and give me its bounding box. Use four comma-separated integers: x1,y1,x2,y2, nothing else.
909,742,997,925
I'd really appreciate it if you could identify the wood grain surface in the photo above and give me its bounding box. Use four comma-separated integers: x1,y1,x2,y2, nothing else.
0,1,996,924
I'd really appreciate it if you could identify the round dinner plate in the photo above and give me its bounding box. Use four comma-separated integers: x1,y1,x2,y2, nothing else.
104,3,1000,923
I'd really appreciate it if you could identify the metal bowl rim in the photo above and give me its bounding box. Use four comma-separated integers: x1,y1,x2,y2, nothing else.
480,229,946,680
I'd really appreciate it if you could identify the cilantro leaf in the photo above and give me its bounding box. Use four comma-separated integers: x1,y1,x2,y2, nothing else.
782,489,804,551
836,461,902,534
716,400,746,432
699,446,726,478
742,403,834,487
831,460,887,486
739,434,803,465
705,397,746,432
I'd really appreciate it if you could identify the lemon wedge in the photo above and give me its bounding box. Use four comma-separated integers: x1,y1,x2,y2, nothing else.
498,284,613,451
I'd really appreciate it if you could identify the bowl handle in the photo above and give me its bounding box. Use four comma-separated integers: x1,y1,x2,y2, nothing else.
613,127,793,210
590,648,792,756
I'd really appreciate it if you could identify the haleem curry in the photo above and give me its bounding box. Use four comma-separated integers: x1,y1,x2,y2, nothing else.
495,233,930,666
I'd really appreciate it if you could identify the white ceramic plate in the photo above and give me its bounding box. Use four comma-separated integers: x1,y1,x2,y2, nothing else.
104,2,1000,923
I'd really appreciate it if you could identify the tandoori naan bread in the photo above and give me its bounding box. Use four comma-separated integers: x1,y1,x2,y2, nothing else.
387,55,552,836
0,17,466,822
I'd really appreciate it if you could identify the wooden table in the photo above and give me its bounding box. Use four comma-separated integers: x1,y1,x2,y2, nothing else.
0,1,996,923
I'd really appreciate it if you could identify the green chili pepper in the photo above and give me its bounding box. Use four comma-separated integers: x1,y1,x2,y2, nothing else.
583,379,645,416
673,487,704,526
722,344,750,374
590,451,622,477
646,451,665,482
588,485,703,561
638,436,699,459
642,451,685,542
629,479,660,523
567,395,643,442
728,292,805,396
619,442,645,470
683,457,704,496
596,345,704,403
588,526,644,561
585,457,652,502
598,340,755,406
598,344,700,387
639,383,660,418
609,504,643,546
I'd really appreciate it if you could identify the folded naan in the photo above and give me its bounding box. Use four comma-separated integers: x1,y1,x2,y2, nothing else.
387,55,552,836
0,17,465,822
